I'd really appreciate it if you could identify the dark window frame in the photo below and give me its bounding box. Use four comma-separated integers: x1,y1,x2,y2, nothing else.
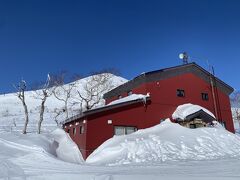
114,126,137,136
79,126,84,134
202,93,209,101
73,127,76,136
177,89,185,97
189,124,196,129
127,90,133,96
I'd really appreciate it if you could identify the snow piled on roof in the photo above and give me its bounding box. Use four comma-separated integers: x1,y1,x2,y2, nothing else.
86,119,240,166
108,93,150,106
172,103,215,120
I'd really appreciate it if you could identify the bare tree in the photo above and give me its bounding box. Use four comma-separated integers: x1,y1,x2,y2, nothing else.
47,70,82,119
51,108,65,126
70,73,83,82
231,91,240,128
50,71,75,119
13,79,29,134
48,70,67,87
53,83,75,118
77,73,114,110
32,75,52,134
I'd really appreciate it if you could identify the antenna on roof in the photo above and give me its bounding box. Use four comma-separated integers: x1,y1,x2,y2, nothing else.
179,52,189,65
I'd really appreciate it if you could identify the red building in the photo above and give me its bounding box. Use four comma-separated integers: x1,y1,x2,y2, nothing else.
63,63,234,160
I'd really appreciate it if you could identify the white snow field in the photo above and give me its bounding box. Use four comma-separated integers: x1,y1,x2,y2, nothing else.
1,120,240,180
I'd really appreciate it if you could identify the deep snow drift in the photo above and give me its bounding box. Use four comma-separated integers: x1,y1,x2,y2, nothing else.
1,120,240,179
51,128,84,164
2,127,240,180
86,119,240,165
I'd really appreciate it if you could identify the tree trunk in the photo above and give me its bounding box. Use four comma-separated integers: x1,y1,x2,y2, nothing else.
38,96,47,134
22,101,29,134
65,101,68,118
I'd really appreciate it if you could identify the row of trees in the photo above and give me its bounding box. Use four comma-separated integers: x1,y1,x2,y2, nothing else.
14,69,118,134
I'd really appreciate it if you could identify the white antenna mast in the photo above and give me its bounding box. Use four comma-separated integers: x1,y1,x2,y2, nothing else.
179,52,189,64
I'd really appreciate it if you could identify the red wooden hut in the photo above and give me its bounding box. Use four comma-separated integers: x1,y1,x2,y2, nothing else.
63,62,234,159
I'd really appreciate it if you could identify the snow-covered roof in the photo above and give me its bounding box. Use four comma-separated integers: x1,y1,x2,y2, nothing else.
62,93,150,125
108,93,150,106
172,103,215,120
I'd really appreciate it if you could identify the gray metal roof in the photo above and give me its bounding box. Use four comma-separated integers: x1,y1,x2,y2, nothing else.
62,96,151,125
103,62,234,99
177,109,216,123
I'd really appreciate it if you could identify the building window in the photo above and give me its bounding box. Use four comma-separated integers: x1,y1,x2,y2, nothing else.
118,95,122,99
127,90,133,96
189,124,197,129
79,126,84,134
177,89,185,97
73,127,76,136
114,126,137,136
202,93,209,101
67,129,70,133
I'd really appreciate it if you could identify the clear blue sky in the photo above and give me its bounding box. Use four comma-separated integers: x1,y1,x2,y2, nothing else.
0,0,240,93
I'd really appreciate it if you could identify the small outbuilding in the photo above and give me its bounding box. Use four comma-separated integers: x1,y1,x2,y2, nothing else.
172,103,217,129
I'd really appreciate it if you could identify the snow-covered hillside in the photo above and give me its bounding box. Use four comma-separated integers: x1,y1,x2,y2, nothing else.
0,74,127,133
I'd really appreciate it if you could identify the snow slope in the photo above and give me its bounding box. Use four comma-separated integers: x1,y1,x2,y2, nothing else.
0,74,127,133
86,119,240,165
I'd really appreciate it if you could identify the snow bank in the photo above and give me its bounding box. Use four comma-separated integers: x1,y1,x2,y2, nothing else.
51,128,84,164
108,93,150,106
86,119,240,166
172,103,215,120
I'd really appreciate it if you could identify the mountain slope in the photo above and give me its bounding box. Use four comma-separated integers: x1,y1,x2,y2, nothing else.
0,74,127,133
